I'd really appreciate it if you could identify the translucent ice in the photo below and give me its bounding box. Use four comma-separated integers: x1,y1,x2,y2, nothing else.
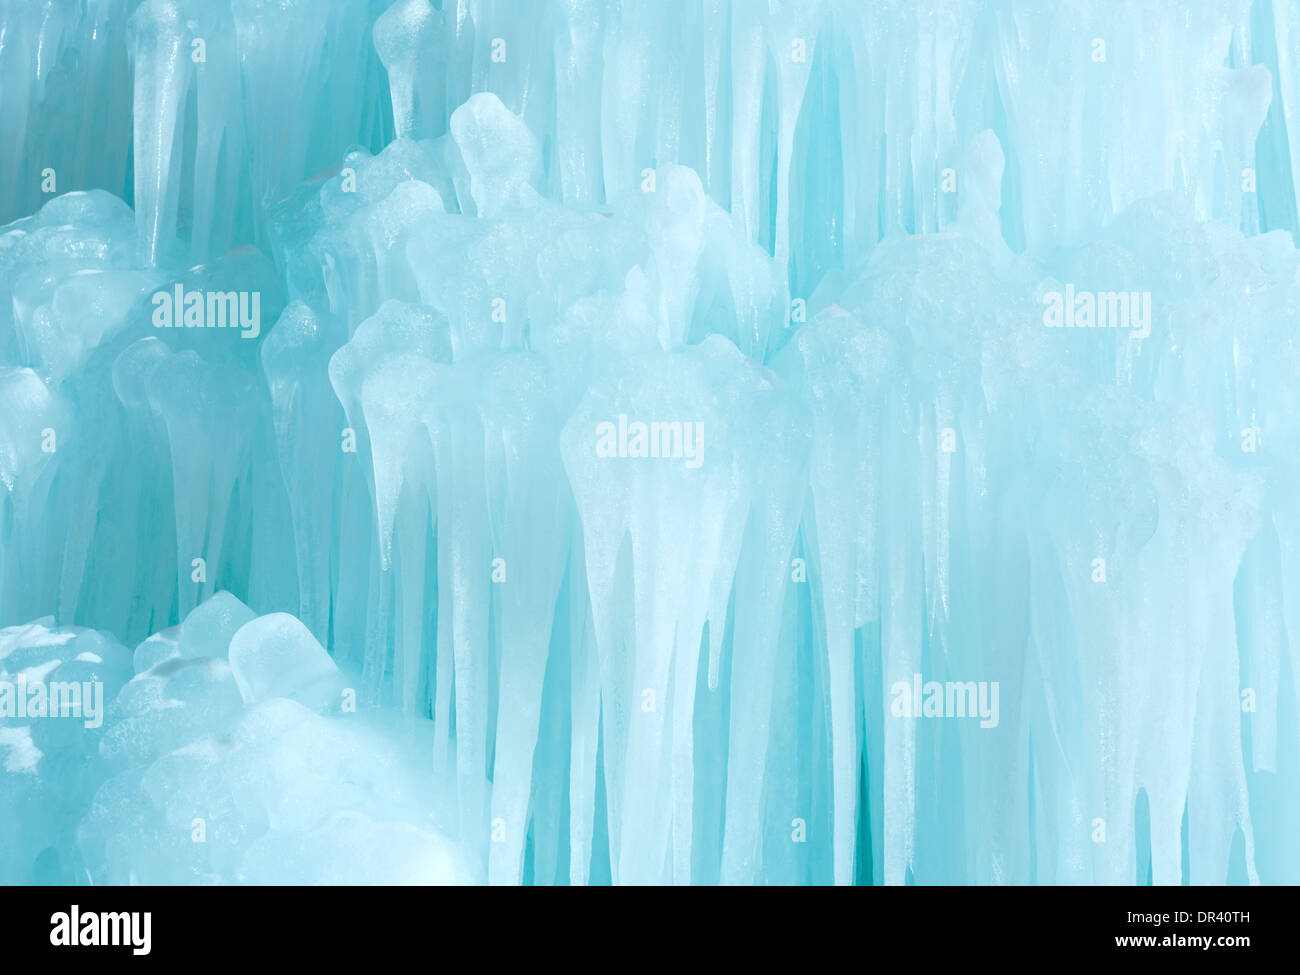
2,0,1299,887
228,612,345,709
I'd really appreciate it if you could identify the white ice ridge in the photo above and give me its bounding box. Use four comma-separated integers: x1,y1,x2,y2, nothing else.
0,0,1296,885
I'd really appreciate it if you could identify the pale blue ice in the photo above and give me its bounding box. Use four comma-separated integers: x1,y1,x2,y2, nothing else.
0,0,1297,885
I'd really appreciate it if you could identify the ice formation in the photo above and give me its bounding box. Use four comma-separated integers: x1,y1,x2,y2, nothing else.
1,0,1298,885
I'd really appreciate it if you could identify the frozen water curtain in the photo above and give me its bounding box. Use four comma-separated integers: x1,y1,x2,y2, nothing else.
0,0,1297,890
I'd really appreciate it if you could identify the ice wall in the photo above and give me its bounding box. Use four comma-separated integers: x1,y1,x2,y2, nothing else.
2,0,1300,885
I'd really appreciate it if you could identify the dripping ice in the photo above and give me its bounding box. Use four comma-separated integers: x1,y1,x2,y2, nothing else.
0,0,1296,886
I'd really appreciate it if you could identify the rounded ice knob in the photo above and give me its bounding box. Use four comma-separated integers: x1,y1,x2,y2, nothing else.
228,613,345,710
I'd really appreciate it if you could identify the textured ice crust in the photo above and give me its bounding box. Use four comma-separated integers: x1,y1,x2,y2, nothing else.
1,0,1298,885
3,598,474,885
